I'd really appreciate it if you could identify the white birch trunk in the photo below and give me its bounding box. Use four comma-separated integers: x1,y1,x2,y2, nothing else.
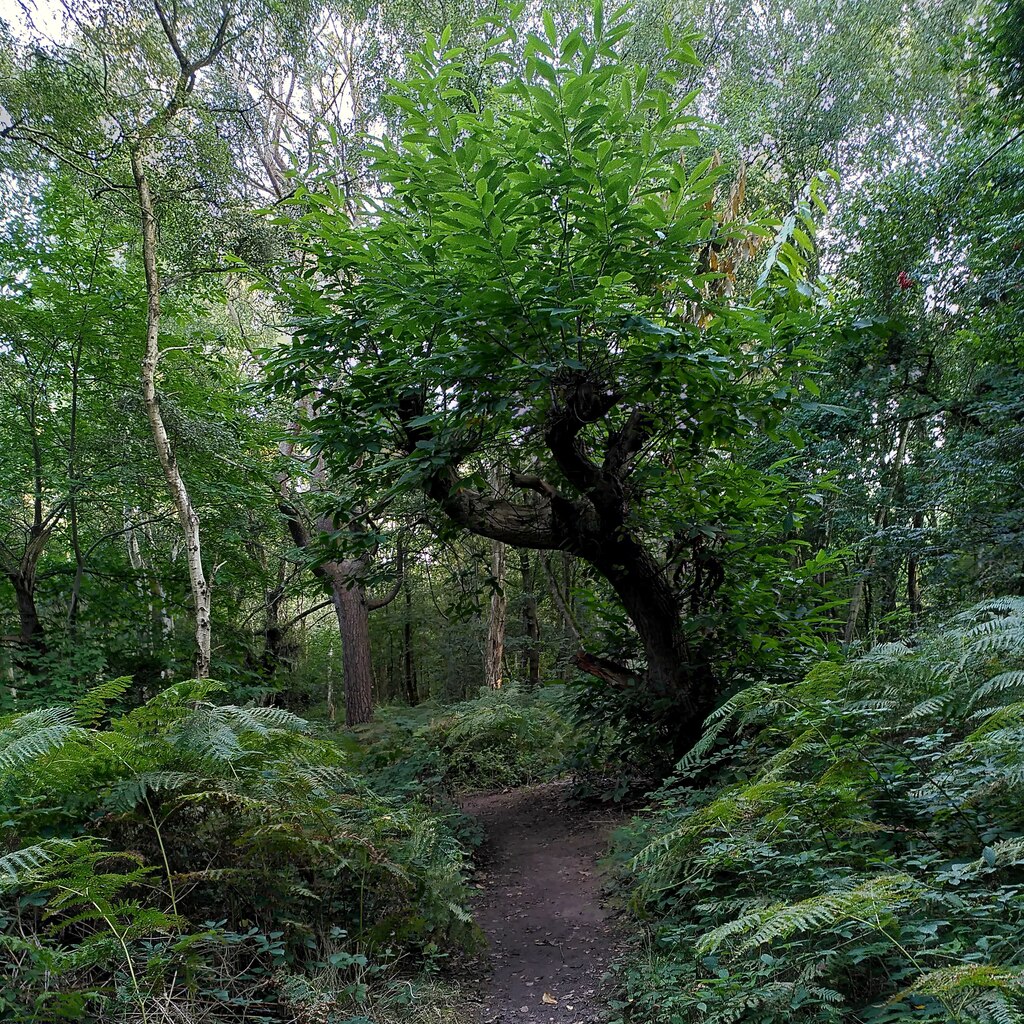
131,146,212,679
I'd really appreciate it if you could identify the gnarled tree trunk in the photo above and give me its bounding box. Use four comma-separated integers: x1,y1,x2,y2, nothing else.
398,383,719,752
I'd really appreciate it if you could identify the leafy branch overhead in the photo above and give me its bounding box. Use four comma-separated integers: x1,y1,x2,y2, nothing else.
276,3,834,753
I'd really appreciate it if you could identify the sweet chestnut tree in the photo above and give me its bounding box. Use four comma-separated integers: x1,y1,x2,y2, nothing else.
274,4,832,752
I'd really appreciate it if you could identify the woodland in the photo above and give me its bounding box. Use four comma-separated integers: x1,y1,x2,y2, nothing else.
0,0,1022,1020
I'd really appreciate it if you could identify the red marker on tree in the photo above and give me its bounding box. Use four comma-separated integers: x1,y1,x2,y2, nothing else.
897,270,915,290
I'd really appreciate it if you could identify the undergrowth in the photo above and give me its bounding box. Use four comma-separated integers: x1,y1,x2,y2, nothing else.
612,597,1024,1024
356,685,574,793
0,679,474,1022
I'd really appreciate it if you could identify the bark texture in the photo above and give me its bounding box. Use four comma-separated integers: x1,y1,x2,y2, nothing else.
327,565,375,725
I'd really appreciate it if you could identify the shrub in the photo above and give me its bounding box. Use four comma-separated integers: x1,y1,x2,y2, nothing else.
0,679,472,1022
612,598,1024,1024
416,685,574,790
356,687,574,794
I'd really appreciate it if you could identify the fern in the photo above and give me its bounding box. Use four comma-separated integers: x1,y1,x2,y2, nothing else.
898,964,1024,1024
0,679,474,1020
102,771,204,813
697,874,924,953
974,669,1024,702
0,837,84,886
0,705,83,771
615,598,1024,1024
74,677,132,726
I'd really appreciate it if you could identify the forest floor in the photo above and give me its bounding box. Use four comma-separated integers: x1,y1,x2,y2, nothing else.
458,781,626,1024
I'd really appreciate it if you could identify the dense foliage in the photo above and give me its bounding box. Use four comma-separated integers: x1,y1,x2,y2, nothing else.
0,0,1021,1020
0,681,472,1021
274,5,840,757
614,600,1024,1023
359,685,575,792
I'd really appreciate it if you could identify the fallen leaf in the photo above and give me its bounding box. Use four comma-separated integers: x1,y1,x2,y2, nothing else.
542,993,558,1006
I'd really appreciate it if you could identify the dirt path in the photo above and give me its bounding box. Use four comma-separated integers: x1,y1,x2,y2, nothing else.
459,781,624,1024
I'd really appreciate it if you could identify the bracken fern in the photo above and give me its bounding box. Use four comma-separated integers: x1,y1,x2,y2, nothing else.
0,680,473,1021
613,598,1024,1024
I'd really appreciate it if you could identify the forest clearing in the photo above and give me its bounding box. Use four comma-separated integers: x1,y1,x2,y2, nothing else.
0,0,1022,1020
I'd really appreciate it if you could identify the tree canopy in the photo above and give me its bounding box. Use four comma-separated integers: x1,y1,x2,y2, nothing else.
0,0,1022,1018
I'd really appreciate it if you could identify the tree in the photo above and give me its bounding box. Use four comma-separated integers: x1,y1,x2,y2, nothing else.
278,426,402,725
1,1,231,677
483,538,507,690
276,6,828,750
776,0,1024,639
517,549,541,689
0,183,148,672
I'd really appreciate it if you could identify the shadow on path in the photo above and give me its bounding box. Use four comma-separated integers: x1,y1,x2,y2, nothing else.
460,781,625,1024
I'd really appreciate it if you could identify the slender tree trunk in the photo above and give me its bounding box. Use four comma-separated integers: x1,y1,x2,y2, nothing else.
843,572,869,643
386,605,395,700
908,511,924,624
326,640,337,724
327,569,374,725
541,553,580,642
126,513,174,654
518,549,541,690
125,513,153,653
844,420,912,643
261,587,287,677
67,328,86,628
67,500,85,627
7,394,63,660
131,145,212,678
484,538,507,689
8,514,61,659
403,573,418,705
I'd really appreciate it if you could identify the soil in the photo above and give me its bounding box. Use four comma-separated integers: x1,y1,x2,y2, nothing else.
459,781,626,1024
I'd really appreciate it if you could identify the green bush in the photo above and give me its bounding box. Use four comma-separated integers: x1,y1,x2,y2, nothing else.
0,679,473,1022
612,598,1024,1024
358,687,574,794
417,685,574,790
